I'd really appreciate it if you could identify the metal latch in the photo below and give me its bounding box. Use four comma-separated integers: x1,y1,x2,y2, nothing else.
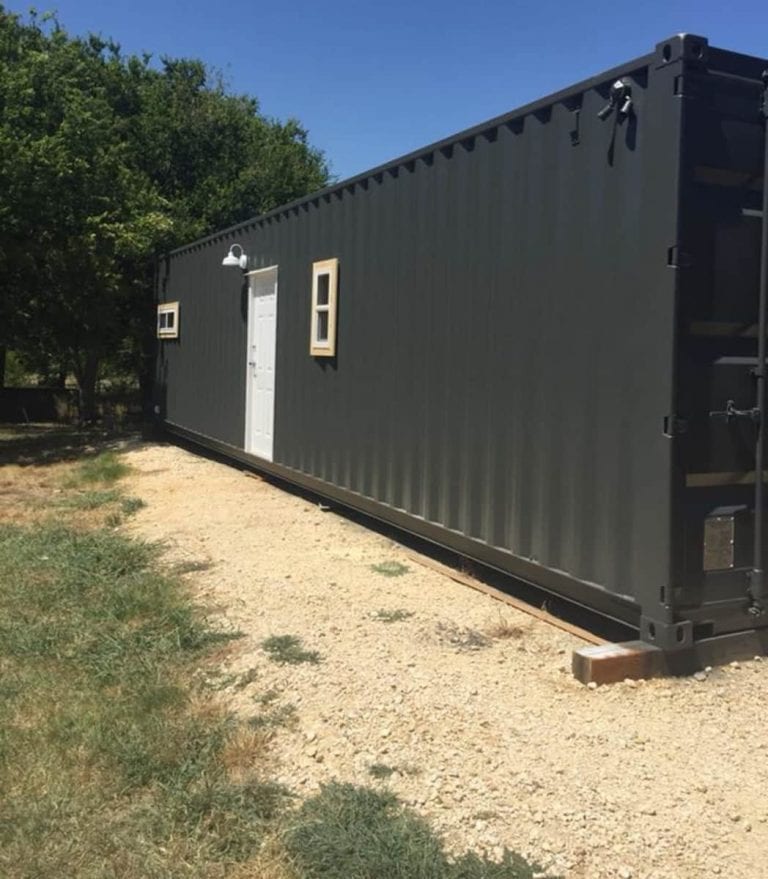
709,400,761,423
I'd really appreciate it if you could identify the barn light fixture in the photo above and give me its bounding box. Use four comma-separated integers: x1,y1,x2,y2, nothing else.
222,243,248,270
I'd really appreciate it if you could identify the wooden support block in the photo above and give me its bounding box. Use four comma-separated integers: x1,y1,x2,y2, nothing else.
572,640,665,685
575,629,768,685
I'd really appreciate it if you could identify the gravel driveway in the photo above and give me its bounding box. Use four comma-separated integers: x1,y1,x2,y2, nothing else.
124,441,768,879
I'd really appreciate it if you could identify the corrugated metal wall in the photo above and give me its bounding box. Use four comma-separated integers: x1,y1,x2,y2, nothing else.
157,248,248,447
158,41,693,623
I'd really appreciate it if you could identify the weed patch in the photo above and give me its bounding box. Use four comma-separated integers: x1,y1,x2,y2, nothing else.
262,634,321,666
484,612,525,640
435,622,492,652
371,560,410,577
367,762,421,780
372,608,414,623
120,495,146,516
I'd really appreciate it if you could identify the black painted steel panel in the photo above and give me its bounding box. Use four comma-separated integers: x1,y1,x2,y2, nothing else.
156,35,768,645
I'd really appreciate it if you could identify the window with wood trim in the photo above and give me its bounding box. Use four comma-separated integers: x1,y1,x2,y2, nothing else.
310,259,339,357
157,301,179,339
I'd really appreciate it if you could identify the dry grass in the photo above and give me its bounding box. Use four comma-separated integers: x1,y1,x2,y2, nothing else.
228,835,299,879
0,433,145,531
221,725,274,782
484,611,526,640
0,463,69,525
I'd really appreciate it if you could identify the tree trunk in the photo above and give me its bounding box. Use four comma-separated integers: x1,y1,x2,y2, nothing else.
76,353,100,423
138,269,157,418
0,347,5,388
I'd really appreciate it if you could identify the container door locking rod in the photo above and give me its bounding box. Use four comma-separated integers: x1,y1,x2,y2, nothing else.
709,399,760,423
747,70,768,614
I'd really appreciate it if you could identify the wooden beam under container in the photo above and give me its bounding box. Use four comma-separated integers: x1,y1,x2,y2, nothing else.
404,551,605,645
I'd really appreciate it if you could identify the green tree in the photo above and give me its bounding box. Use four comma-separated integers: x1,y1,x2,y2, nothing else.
0,7,329,416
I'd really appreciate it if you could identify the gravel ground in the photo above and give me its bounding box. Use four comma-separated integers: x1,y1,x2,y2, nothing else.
123,441,768,879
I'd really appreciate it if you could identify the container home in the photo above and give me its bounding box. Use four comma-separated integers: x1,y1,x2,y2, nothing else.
155,34,768,654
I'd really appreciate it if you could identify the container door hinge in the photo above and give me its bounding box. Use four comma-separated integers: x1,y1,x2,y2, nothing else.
667,245,692,268
663,415,688,437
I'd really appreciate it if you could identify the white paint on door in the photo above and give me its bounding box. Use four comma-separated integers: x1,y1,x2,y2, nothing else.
244,266,278,461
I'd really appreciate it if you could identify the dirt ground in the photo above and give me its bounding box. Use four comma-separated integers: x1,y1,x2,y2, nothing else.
6,433,768,878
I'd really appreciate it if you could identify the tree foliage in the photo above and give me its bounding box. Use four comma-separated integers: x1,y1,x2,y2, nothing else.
0,6,329,414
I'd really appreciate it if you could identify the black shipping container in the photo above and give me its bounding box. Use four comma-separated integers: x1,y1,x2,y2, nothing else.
155,34,768,652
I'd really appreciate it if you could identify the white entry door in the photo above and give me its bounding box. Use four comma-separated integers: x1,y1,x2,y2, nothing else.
245,266,278,460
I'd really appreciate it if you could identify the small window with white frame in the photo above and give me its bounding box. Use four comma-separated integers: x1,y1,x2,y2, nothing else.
157,301,179,339
310,258,339,357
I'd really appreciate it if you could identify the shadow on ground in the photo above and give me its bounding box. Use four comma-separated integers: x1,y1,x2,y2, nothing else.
0,424,139,468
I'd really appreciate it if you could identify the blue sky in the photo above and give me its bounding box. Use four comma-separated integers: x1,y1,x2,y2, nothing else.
6,1,768,180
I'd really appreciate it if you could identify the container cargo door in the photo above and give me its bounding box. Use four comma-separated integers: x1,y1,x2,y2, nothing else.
679,208,764,605
245,266,278,461
686,211,764,491
675,82,766,628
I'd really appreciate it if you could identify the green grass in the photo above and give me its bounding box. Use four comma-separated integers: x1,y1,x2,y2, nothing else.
262,634,322,665
65,450,131,486
120,495,146,516
53,488,144,527
371,560,410,577
55,488,122,510
371,608,414,623
284,782,551,879
0,523,288,878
